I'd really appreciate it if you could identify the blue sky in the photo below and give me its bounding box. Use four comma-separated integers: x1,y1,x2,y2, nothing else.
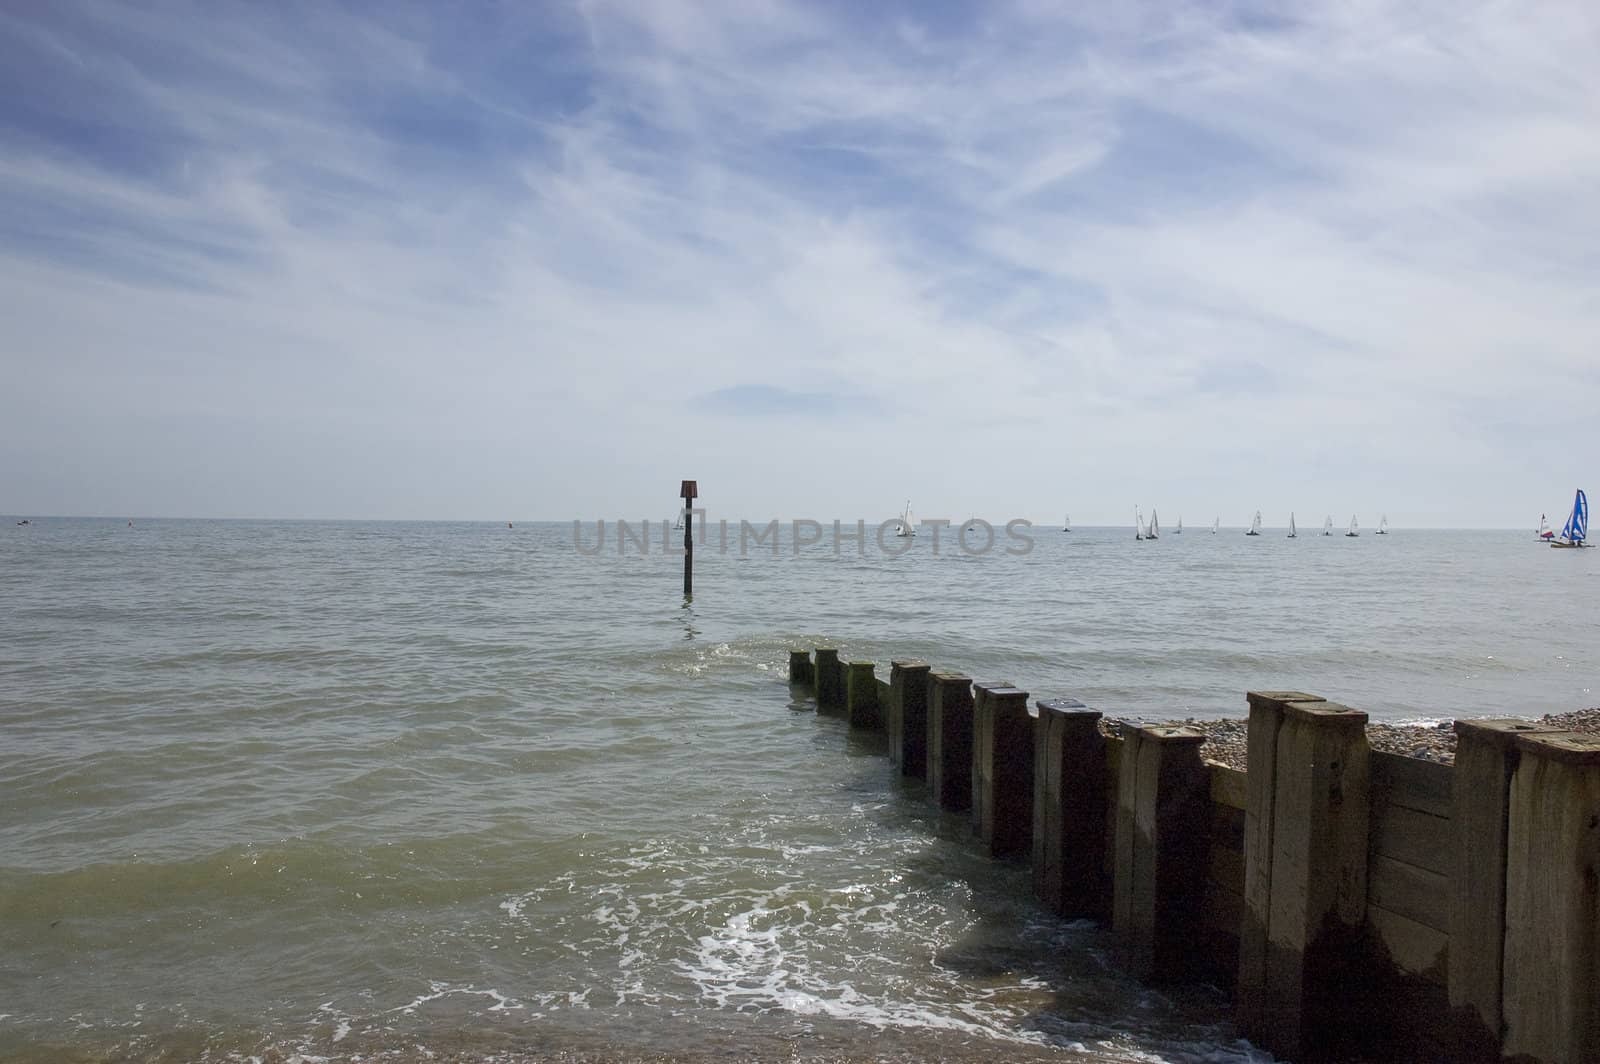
2,1,1596,525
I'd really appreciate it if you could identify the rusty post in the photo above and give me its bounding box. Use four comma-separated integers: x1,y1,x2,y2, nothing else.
680,480,697,598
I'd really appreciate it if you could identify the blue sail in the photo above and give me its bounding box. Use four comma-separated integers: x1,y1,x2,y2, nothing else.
1559,489,1587,543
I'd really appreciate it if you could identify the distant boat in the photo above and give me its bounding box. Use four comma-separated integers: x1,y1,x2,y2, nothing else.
1346,515,1360,537
1148,508,1161,540
1063,514,1071,532
1245,511,1262,536
1551,489,1590,549
1537,513,1554,540
894,500,917,537
1135,506,1145,541
1287,513,1297,538
1376,515,1388,535
1322,515,1334,536
16,519,29,525
1211,517,1218,535
1175,515,1183,534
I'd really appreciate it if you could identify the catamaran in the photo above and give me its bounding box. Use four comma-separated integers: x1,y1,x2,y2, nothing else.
1245,511,1262,536
1537,514,1554,540
894,501,917,537
1551,489,1589,548
1376,515,1388,535
1322,515,1334,536
1287,513,1297,538
1345,515,1360,537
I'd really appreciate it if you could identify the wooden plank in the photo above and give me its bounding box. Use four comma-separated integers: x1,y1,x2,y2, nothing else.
1210,801,1245,849
1368,904,1448,985
1372,751,1453,818
1209,844,1245,895
1210,764,1247,810
1371,803,1451,875
1204,879,1245,936
1368,854,1449,934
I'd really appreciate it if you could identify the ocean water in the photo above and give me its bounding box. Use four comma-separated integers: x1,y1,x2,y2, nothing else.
1,517,1595,1063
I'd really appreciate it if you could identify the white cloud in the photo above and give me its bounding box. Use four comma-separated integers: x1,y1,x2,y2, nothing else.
0,1,1595,524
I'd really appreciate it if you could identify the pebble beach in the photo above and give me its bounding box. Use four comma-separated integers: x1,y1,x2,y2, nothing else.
1110,708,1600,771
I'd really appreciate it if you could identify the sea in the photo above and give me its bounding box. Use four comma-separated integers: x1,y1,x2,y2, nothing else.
2,517,1595,1063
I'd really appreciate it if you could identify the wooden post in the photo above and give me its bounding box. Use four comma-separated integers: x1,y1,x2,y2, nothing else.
1500,731,1600,1064
1448,718,1558,1053
1237,694,1370,1060
1034,699,1110,919
814,647,843,713
1112,724,1209,980
969,681,1013,835
845,661,882,731
1237,690,1324,1034
927,672,973,811
973,687,1033,859
888,660,931,777
787,650,814,687
679,480,696,597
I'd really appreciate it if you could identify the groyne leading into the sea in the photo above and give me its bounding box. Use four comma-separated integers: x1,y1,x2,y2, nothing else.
784,648,1600,1064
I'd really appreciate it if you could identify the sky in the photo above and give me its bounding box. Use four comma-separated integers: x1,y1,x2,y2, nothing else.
1,1,1597,527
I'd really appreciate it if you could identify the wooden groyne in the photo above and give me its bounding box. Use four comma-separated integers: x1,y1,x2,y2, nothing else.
786,648,1600,1064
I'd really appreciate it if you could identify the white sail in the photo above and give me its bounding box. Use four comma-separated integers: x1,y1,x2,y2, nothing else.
1211,517,1219,534
1323,515,1333,536
1377,514,1388,534
1149,509,1160,539
1288,513,1297,538
1176,515,1183,534
1064,514,1071,532
895,500,917,537
1246,510,1262,535
1346,514,1359,537
1135,506,1145,540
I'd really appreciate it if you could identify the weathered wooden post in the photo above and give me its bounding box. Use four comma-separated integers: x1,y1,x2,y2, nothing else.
1236,692,1370,1060
887,660,931,777
973,686,1034,859
787,650,814,687
969,681,1012,834
1500,731,1600,1064
845,661,882,731
814,647,843,712
927,672,973,811
679,480,696,597
1034,699,1111,919
1448,718,1557,1054
1112,724,1209,980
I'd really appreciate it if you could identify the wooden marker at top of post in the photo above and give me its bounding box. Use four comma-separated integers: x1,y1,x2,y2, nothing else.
681,480,697,598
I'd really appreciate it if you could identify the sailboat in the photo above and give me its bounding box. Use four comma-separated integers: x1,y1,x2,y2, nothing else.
1135,507,1145,541
1245,511,1262,536
1175,516,1183,534
1376,515,1388,535
1211,517,1219,535
1287,513,1297,538
894,501,917,537
1345,515,1360,537
1537,514,1554,541
1550,489,1589,548
1148,509,1161,540
1322,515,1334,536
1063,514,1071,533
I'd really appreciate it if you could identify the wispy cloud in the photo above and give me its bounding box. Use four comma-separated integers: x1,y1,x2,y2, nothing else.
0,1,1595,523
